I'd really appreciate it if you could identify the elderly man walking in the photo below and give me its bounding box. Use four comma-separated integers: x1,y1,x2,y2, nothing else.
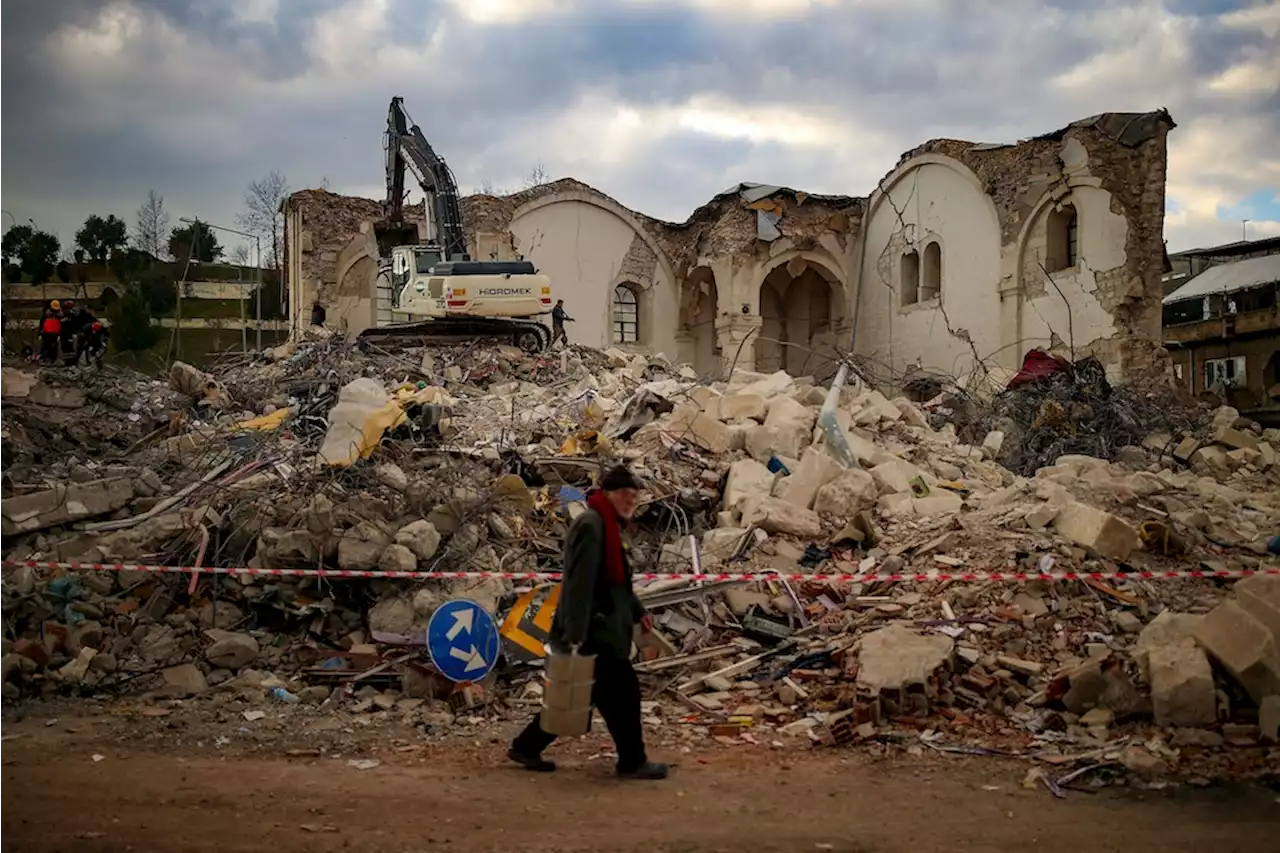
508,465,668,780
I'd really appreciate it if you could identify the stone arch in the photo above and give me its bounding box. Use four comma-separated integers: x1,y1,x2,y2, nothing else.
507,187,679,355
680,265,719,375
754,254,845,380
510,188,677,290
864,154,1002,250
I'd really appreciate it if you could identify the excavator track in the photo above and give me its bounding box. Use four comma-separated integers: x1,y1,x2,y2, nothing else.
357,318,551,353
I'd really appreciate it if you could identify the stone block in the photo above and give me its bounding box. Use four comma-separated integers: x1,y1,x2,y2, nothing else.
764,397,817,435
857,624,953,693
395,520,441,561
1194,599,1280,703
745,424,806,461
892,398,929,428
1234,574,1280,642
723,459,775,512
1134,611,1202,678
1212,424,1259,451
1172,436,1199,462
719,392,767,421
702,527,747,558
1051,502,1140,561
981,430,1005,458
741,497,822,538
1149,643,1216,727
666,404,730,454
778,446,839,509
379,543,418,573
813,468,878,517
870,458,927,495
1190,446,1232,477
204,631,260,670
161,663,208,697
911,494,964,517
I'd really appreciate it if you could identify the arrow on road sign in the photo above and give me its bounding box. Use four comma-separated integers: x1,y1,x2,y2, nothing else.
449,645,488,673
446,609,473,641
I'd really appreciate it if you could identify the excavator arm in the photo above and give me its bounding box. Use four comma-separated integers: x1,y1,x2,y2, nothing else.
383,96,469,261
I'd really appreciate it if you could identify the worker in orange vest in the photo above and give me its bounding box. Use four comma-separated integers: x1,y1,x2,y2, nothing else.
39,301,63,364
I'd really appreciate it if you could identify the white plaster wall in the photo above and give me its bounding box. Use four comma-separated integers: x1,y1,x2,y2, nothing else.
510,200,678,358
858,162,1002,378
1018,185,1126,358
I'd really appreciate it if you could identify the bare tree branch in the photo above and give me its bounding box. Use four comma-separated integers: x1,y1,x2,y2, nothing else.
236,170,289,270
134,190,171,260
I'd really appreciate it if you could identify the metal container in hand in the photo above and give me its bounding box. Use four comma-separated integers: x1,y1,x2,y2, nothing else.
539,648,595,736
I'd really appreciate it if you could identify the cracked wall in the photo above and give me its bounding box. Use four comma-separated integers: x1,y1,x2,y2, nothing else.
857,110,1175,387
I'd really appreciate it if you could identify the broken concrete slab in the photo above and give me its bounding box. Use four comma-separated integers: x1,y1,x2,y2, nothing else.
29,384,87,409
702,527,748,559
1149,642,1216,727
745,424,806,461
1,478,136,535
869,458,927,496
1212,424,1260,451
1194,599,1280,703
1051,502,1141,561
857,624,953,693
378,543,418,573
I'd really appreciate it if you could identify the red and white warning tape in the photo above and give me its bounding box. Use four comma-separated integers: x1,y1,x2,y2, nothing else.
3,560,1275,584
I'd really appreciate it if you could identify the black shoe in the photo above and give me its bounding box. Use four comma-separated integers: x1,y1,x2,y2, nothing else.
617,761,669,780
508,748,556,772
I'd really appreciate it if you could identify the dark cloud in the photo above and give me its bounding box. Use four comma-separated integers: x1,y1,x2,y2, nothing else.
2,0,1276,253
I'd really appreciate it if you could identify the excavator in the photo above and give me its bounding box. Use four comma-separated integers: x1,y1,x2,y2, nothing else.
358,97,553,352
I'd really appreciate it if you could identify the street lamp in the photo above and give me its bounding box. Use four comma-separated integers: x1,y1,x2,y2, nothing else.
179,217,263,350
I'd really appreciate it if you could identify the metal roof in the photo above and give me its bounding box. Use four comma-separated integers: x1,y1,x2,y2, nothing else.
1162,254,1280,305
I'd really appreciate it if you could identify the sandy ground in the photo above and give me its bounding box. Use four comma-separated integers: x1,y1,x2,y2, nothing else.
3,710,1279,853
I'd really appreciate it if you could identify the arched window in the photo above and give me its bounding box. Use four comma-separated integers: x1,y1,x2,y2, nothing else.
900,249,920,306
1047,203,1078,273
612,284,639,343
921,241,941,301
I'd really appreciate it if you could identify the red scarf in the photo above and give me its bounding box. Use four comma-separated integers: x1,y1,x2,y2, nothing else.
587,490,626,584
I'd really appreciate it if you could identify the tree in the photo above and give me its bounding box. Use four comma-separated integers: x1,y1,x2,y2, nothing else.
228,244,251,267
3,226,61,284
522,162,550,190
75,214,129,263
107,289,160,353
168,221,223,265
135,190,170,259
236,169,289,271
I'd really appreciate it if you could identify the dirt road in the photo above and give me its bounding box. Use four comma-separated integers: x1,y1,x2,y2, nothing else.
3,716,1277,853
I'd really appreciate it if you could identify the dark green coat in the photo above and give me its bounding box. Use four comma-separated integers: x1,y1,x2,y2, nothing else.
550,508,645,658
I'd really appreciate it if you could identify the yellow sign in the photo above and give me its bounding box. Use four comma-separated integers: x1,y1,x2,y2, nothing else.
500,583,561,660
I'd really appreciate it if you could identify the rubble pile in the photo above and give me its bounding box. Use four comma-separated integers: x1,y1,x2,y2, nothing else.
2,339,1279,786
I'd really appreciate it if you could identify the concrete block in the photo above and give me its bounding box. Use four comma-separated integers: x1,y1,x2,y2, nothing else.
1051,502,1141,561
1149,642,1217,727
688,385,723,420
857,624,953,693
1194,599,1280,704
981,430,1005,458
702,527,748,558
1172,436,1199,462
1190,445,1233,477
911,494,964,516
892,397,929,428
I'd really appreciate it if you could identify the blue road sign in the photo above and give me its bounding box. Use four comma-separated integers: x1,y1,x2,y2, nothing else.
427,599,500,683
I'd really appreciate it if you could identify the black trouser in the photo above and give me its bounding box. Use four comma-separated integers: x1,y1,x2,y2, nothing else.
513,653,647,772
550,324,567,346
39,332,60,363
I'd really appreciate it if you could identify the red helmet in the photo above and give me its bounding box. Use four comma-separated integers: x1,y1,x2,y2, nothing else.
91,322,103,332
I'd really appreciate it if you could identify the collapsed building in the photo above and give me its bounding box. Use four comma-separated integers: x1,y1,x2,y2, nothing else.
284,110,1174,385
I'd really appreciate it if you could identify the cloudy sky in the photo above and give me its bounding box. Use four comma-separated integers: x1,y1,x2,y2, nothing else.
2,0,1278,260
